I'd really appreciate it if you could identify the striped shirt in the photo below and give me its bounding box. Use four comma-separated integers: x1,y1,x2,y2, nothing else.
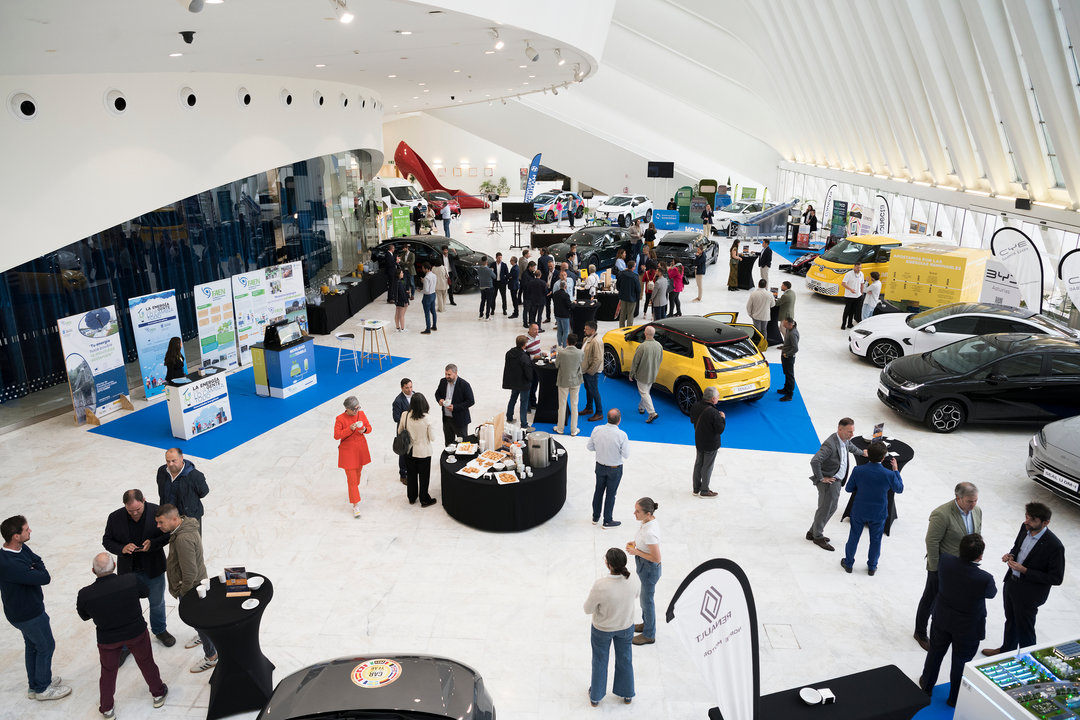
524,334,542,358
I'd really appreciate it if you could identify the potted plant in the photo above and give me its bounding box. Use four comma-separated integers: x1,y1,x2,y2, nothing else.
497,176,511,196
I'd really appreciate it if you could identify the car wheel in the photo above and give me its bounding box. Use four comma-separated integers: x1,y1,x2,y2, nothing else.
603,346,621,378
645,209,652,223
619,214,630,228
868,339,902,368
452,275,465,295
545,210,555,223
926,400,966,433
674,380,701,415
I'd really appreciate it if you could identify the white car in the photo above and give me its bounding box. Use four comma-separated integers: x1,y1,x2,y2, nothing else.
713,200,778,234
595,194,653,227
849,302,1078,368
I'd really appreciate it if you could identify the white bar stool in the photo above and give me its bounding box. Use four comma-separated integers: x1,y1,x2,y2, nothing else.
334,332,359,373
357,319,392,369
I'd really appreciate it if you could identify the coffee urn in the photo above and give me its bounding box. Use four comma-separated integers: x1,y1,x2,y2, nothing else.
528,431,552,469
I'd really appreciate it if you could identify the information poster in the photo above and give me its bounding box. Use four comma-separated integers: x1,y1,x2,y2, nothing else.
391,207,411,237
57,305,129,424
168,371,231,439
830,200,848,238
232,270,269,366
129,290,183,399
194,279,238,370
264,261,308,332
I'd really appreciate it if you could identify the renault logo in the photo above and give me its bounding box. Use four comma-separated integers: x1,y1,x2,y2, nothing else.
700,585,723,621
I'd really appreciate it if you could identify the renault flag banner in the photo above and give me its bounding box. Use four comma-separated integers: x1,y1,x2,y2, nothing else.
523,153,542,203
1058,249,1080,309
822,184,836,235
58,305,130,424
128,290,183,399
666,559,759,720
990,226,1044,312
194,278,238,370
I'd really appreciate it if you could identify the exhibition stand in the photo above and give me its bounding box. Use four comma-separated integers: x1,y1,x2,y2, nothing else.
756,665,929,720
841,435,915,535
955,638,1080,719
251,336,318,399
165,368,231,441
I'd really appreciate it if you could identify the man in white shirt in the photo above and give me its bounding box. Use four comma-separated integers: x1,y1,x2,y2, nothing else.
586,410,631,529
862,271,881,321
841,262,865,330
745,280,775,339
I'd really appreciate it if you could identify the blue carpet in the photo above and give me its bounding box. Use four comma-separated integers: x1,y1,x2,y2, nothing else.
90,346,409,459
532,363,821,454
911,683,955,719
667,223,804,263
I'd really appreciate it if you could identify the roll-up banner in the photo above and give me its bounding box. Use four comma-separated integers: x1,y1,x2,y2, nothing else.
873,194,891,234
822,184,837,233
194,278,238,370
232,270,269,366
1058,248,1080,309
264,261,308,332
523,153,542,203
128,290,183,399
980,258,1023,308
666,558,759,720
58,305,130,424
990,227,1044,312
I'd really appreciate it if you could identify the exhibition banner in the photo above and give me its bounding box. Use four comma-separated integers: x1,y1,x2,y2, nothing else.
392,206,411,237
232,270,269,365
652,209,680,230
830,200,848,238
58,305,129,424
194,278,238,370
740,186,757,200
1058,248,1080,309
169,371,231,440
980,258,1023,308
128,290,183,399
822,184,836,234
873,194,891,235
523,153,542,202
990,227,1044,312
666,559,759,720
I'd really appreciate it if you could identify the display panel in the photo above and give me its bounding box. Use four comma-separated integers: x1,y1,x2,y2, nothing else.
502,202,536,223
648,161,675,178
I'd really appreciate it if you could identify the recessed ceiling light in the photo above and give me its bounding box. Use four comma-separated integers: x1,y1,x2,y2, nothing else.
205,0,224,4
528,75,535,78
396,30,412,35
418,82,425,86
484,50,494,55
169,52,183,57
519,65,526,69
453,69,461,73
315,64,326,68
523,82,529,85
388,74,397,78
423,89,429,93
485,93,491,97
555,48,565,66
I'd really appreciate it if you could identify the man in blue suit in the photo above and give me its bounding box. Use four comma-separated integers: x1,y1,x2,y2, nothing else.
840,441,903,575
920,534,997,707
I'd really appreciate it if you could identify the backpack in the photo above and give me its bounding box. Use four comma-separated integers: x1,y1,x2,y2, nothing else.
392,415,413,456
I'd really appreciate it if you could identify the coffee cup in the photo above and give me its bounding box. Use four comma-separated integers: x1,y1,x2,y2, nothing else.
218,571,226,583
196,586,207,599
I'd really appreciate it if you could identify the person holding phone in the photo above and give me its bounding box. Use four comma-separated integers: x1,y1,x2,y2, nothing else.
334,396,372,518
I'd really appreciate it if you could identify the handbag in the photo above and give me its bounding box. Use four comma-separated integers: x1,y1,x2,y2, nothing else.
392,415,413,456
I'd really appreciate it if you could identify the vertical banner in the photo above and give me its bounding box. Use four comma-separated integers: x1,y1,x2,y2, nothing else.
1058,248,1080,309
128,290,183,399
194,278,238,370
523,153,542,203
232,270,269,366
392,206,411,237
830,200,848,238
58,306,129,424
666,559,759,720
873,194,891,235
822,184,837,234
990,227,1044,312
265,261,308,332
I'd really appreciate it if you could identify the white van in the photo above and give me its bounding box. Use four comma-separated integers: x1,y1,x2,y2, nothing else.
374,178,425,210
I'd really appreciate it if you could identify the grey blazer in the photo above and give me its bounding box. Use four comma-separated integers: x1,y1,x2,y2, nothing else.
809,432,861,485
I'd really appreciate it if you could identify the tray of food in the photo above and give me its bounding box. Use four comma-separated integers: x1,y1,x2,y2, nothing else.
458,465,483,476
455,442,478,455
479,450,506,462
496,472,519,485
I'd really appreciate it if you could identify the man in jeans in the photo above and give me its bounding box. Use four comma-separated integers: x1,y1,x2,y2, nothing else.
0,515,71,702
689,387,725,498
580,321,604,423
553,333,584,437
420,262,438,334
586,410,631,529
155,505,218,673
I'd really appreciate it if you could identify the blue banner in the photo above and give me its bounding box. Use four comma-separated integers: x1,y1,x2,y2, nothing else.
129,290,184,399
653,209,680,230
523,153,542,203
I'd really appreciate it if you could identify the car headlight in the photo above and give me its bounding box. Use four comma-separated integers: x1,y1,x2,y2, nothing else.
852,328,872,337
899,380,923,391
1035,429,1046,447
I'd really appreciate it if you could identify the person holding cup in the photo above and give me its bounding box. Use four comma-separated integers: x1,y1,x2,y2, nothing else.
334,396,372,518
625,497,661,646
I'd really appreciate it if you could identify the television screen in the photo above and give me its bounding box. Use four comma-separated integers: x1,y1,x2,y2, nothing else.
502,202,536,223
647,161,674,178
277,321,302,346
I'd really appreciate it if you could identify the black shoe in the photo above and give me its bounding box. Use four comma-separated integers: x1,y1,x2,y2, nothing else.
420,498,438,508
868,568,877,576
509,314,519,319
780,395,793,402
155,631,177,648
421,329,431,334
840,559,852,573
449,302,457,306
409,498,417,505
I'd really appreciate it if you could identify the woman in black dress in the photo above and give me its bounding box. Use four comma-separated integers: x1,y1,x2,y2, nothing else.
164,336,185,381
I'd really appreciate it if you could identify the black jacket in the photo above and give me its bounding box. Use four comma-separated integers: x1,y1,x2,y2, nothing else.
156,459,209,520
102,503,168,578
491,261,510,285
616,269,641,303
524,276,548,306
690,400,725,452
935,553,997,641
509,264,521,290
435,376,475,427
76,573,148,644
1002,525,1065,607
502,347,535,390
758,246,773,268
552,289,573,319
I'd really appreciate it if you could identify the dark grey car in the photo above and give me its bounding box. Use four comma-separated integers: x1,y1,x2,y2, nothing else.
258,654,496,720
1027,415,1080,506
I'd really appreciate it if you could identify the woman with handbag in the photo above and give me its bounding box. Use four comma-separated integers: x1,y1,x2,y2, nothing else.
334,396,371,518
396,393,439,507
727,239,740,292
667,263,684,317
640,265,657,319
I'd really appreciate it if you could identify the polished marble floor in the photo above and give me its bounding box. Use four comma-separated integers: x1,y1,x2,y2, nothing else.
2,210,1077,719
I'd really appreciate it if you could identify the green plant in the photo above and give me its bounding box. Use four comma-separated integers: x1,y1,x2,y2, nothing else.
497,176,511,195
478,179,497,195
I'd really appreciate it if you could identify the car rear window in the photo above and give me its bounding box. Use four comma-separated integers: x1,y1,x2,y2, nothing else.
706,337,759,362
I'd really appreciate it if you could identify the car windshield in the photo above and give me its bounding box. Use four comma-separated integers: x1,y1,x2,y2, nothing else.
444,238,472,254
928,336,1010,374
427,191,452,201
389,185,422,202
533,193,557,204
569,230,607,246
605,196,633,206
658,239,692,249
905,306,965,328
821,239,880,264
705,337,760,362
722,201,752,214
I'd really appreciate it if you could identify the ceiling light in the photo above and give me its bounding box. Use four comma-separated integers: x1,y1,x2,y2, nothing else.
396,30,412,35
489,28,504,50
519,65,527,69
484,50,495,55
315,64,326,68
169,52,183,57
387,74,397,78
555,48,565,66
528,75,535,78
418,82,425,86
453,69,461,73
524,41,539,62
573,64,585,82
329,0,354,24
205,0,223,3
177,0,204,12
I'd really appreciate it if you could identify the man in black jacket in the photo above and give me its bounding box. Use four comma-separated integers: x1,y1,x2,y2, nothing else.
983,502,1066,656
390,379,414,485
156,449,209,535
523,267,548,330
101,490,174,647
434,364,475,445
507,255,521,319
920,534,996,707
616,260,640,328
383,243,399,303
502,336,535,427
689,387,725,498
77,553,168,717
491,252,510,315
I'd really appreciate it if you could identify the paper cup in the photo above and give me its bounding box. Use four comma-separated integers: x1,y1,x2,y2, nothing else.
218,571,226,583
196,586,207,599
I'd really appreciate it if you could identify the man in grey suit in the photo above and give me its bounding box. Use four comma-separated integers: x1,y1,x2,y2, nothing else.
913,482,981,651
553,334,584,437
806,418,867,551
630,325,663,424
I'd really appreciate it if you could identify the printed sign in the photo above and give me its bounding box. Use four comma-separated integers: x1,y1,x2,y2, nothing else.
1058,249,1080,310
980,258,1023,308
523,153,542,202
230,262,308,365
352,659,403,689
830,200,848,238
990,227,1044,312
128,290,183,399
873,194,891,235
57,305,130,424
392,207,411,237
194,278,237,370
167,371,231,440
652,209,680,230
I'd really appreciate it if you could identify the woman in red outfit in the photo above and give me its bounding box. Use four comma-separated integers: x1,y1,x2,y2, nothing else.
334,395,371,517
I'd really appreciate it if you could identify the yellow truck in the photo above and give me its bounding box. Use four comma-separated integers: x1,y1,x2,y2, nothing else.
885,243,989,309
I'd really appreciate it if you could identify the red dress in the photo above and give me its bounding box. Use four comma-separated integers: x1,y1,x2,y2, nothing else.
335,411,371,469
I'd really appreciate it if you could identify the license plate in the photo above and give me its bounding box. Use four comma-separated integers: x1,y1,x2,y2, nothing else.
1044,467,1080,493
732,383,756,395
878,382,890,397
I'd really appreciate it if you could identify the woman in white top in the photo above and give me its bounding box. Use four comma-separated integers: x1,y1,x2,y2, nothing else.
396,393,440,506
626,497,661,645
582,264,600,296
432,258,450,312
584,548,639,707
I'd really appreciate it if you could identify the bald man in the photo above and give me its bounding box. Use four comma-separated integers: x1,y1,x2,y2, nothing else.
629,325,663,423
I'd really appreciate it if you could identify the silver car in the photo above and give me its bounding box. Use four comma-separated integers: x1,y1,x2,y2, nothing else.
1027,416,1080,506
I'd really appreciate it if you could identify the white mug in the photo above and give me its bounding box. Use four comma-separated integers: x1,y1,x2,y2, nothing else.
218,571,226,583
196,586,207,599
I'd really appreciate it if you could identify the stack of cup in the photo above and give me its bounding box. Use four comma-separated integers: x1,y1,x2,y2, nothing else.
197,578,210,599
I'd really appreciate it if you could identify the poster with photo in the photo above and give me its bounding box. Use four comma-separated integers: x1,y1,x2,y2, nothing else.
57,305,129,424
194,278,238,370
128,290,183,399
232,270,270,365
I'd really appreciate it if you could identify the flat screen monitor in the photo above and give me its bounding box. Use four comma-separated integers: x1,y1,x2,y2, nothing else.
502,202,535,223
277,321,302,346
647,161,675,178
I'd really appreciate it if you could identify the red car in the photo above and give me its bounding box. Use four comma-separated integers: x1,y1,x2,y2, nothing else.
422,191,461,218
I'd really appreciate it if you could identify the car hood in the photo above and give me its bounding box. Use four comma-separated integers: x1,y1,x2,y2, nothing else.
546,243,573,261
854,312,911,335
886,353,955,385
456,250,491,266
654,244,694,256
258,655,493,720
596,201,632,212
1043,415,1080,454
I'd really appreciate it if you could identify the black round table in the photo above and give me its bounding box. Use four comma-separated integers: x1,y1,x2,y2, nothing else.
531,359,566,425
440,443,567,532
178,574,275,720
737,254,758,289
570,300,599,339
841,436,915,536
588,291,620,322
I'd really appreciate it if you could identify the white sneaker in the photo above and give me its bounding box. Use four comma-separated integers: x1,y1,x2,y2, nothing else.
190,655,218,673
184,635,202,649
353,502,362,518
571,428,580,436
34,683,72,701
553,427,564,434
28,676,63,699
102,708,115,718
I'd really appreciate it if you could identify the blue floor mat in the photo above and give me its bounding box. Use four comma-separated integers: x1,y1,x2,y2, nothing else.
531,363,820,454
90,346,409,459
911,682,955,719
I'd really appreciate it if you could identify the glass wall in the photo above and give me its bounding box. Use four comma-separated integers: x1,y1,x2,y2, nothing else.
0,149,380,410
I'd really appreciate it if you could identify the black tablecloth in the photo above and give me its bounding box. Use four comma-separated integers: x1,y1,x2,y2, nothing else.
178,574,275,720
755,664,928,720
767,305,784,346
364,272,388,304
532,360,565,425
570,301,599,339
440,443,567,531
841,436,915,536
307,293,351,335
345,281,368,315
737,255,758,290
587,292,620,322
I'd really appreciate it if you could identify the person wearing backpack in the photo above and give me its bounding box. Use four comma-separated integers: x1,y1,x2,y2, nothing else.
395,394,439,507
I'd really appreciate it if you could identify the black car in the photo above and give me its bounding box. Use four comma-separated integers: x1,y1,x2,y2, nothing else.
878,333,1080,433
653,231,719,275
371,236,491,294
258,654,495,720
546,227,634,272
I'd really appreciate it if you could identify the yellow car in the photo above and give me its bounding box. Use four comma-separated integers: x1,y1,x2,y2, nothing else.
805,234,906,297
602,314,770,414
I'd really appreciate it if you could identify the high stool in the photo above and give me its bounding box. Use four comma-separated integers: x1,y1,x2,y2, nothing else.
357,319,391,369
334,332,358,373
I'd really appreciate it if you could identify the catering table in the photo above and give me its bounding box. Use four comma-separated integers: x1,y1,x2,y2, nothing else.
737,254,758,290
440,442,568,531
585,291,620,322
766,305,784,346
841,435,915,536
754,664,928,720
364,272,388,305
307,292,351,335
531,359,566,425
178,574,275,720
570,300,599,339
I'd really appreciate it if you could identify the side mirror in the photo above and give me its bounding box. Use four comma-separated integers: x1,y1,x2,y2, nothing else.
923,325,937,334
988,373,1006,383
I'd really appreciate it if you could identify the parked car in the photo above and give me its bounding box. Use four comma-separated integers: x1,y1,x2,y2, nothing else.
714,200,778,234
850,303,1078,368
602,315,769,414
595,194,653,227
653,231,719,274
257,654,495,720
877,333,1080,433
546,227,634,272
371,236,491,294
422,190,461,218
1027,416,1080,506
532,191,585,223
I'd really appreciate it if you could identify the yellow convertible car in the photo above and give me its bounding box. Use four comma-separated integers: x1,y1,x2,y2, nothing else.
602,313,770,414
